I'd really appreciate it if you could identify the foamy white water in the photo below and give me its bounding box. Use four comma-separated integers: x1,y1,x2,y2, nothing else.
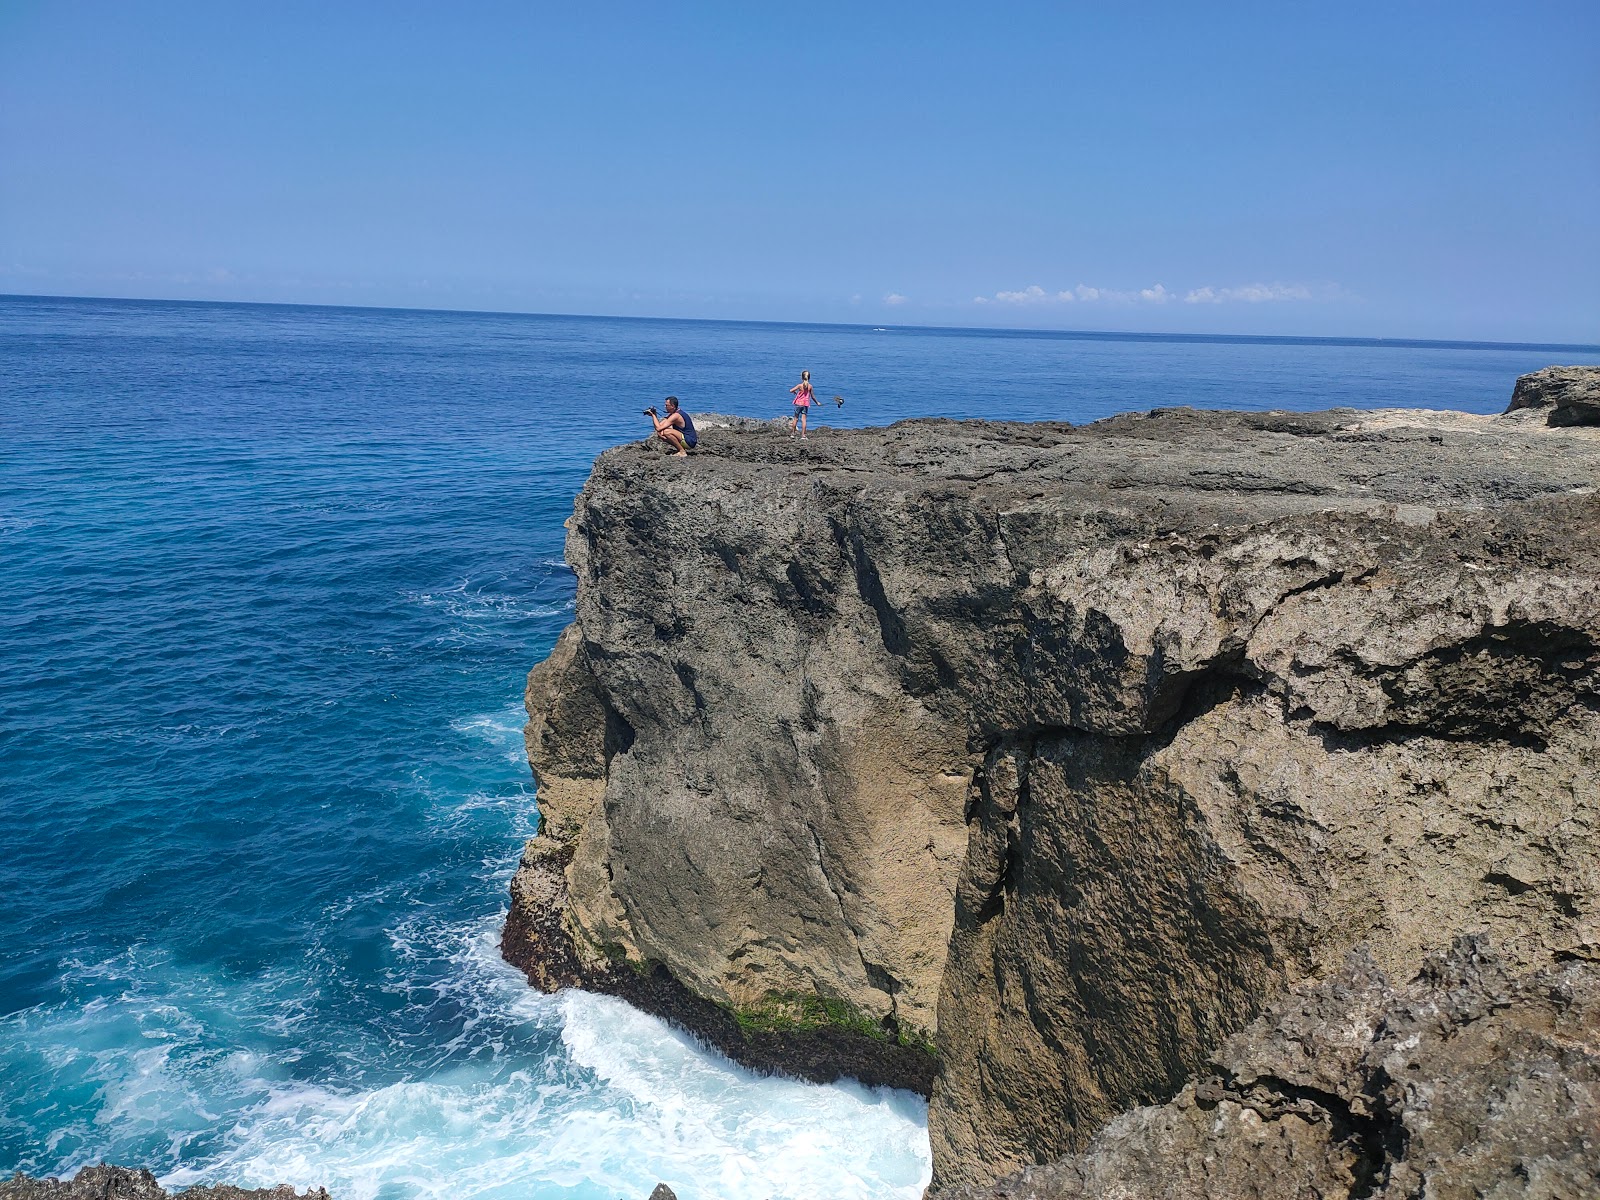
4,695,929,1200
149,926,929,1200
7,809,928,1200
560,994,930,1200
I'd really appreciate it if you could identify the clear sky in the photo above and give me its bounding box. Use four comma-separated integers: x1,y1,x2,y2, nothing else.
2,1,1596,342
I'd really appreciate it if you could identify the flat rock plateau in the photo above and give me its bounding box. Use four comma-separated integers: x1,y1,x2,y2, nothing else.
505,374,1600,1198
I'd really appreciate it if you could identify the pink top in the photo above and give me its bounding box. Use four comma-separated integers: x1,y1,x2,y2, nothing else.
793,382,814,407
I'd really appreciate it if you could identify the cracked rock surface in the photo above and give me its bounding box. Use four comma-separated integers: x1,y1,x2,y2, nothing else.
1506,365,1600,426
501,405,1600,1191
932,938,1600,1200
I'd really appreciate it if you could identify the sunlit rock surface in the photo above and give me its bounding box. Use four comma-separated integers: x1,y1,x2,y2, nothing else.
505,403,1600,1192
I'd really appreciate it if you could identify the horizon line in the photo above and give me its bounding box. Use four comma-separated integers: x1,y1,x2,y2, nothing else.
4,290,1598,357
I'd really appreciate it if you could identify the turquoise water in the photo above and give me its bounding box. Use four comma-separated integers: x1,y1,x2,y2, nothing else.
2,295,1593,1199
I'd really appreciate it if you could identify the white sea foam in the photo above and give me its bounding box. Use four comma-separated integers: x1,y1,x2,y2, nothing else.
404,578,575,623
4,686,928,1200
418,705,538,855
560,994,931,1200
141,920,931,1200
18,911,924,1200
156,1005,928,1200
449,705,531,768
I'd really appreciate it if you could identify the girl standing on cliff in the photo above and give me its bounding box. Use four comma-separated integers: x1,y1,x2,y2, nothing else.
789,370,815,439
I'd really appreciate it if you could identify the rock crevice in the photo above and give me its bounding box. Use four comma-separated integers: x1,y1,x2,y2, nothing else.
939,938,1600,1200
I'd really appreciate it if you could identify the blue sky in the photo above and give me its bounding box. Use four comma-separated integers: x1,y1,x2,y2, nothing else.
2,1,1596,342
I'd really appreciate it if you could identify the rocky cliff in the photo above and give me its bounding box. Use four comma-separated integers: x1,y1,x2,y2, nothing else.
503,394,1600,1194
935,936,1599,1200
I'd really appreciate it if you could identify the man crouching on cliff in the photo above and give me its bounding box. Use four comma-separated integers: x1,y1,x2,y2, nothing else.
645,396,697,457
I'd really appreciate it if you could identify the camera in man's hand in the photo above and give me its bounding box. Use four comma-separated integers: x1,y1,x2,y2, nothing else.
643,406,657,416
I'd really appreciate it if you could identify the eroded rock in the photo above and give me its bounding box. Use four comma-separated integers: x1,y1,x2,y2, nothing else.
931,939,1600,1200
0,1166,328,1200
1506,364,1600,426
502,404,1600,1190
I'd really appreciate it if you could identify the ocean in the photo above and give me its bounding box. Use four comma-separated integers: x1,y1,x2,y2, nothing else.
2,294,1593,1200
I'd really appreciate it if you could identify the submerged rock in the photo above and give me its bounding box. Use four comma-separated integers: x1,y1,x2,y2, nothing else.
503,402,1600,1192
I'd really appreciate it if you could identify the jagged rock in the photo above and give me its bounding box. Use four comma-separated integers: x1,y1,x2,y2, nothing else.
930,939,1600,1199
1506,364,1600,426
646,1186,677,1200
0,1166,328,1200
502,405,1600,1192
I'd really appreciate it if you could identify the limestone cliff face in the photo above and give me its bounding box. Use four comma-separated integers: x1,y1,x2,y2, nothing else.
503,406,1600,1193
934,938,1600,1200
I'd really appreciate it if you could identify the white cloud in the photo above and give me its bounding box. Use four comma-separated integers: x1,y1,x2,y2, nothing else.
975,280,1328,308
989,284,1090,305
1183,282,1315,304
883,292,908,306
978,282,1169,306
993,285,1049,304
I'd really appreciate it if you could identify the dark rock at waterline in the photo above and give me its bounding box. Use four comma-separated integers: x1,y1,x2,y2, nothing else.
588,954,940,1095
0,1166,328,1200
647,1186,678,1200
506,829,940,1094
1506,364,1600,425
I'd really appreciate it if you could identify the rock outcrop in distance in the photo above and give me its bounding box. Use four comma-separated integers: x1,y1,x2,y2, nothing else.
503,382,1600,1195
1506,363,1600,427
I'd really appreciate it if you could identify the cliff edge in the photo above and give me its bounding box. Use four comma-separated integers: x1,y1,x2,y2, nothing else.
504,395,1600,1193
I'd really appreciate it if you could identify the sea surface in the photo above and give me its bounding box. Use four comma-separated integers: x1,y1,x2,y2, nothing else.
2,295,1593,1200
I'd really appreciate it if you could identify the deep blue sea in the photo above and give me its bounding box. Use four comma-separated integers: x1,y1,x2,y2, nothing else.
3,295,1594,1200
